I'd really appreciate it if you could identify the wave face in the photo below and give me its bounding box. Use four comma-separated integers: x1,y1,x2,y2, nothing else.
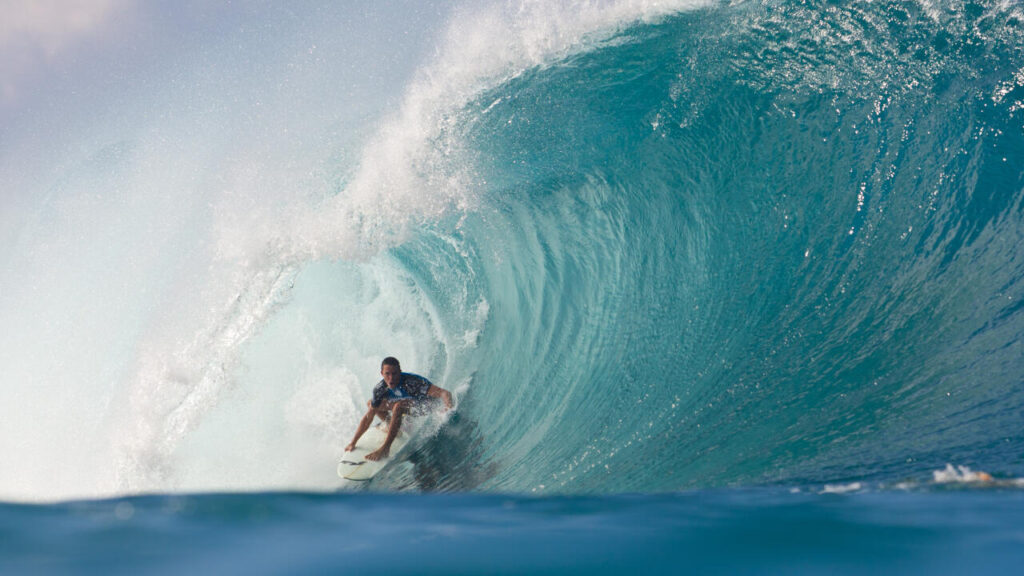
2,0,1024,500
387,0,1024,493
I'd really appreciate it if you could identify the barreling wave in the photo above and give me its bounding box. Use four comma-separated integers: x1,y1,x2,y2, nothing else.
2,0,1023,501
375,0,1024,493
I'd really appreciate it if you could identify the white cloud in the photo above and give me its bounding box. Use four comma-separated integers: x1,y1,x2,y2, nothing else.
0,0,133,105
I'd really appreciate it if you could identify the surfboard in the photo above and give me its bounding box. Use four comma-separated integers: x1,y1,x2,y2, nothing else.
337,418,421,482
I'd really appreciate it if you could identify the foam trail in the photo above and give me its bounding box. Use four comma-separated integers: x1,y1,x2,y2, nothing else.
112,264,298,492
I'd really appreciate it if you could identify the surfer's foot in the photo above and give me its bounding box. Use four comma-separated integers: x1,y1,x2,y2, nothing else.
365,447,389,461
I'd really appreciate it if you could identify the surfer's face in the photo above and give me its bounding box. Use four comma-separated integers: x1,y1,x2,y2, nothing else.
381,365,401,388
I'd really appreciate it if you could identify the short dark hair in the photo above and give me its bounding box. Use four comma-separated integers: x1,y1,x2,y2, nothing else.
381,357,401,371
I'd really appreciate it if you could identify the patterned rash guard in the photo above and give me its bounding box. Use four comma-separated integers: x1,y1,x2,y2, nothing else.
370,373,433,408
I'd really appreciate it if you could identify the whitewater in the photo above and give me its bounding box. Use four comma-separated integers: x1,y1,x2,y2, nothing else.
2,0,1024,571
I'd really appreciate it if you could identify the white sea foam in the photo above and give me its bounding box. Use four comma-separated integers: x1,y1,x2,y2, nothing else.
932,464,993,484
821,482,863,494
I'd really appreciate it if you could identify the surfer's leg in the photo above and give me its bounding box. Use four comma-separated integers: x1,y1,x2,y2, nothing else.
366,400,410,461
383,400,411,447
372,401,390,425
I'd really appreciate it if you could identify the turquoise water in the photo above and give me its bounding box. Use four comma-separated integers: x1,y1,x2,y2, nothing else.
378,0,1024,493
2,0,1024,571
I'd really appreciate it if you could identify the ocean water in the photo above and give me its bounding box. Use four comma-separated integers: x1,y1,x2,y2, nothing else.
2,0,1024,572
2,489,1023,574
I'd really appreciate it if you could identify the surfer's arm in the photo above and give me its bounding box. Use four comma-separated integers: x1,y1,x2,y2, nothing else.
345,404,377,451
426,385,453,410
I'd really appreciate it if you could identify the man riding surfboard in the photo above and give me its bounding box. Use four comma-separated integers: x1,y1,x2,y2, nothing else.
345,357,453,461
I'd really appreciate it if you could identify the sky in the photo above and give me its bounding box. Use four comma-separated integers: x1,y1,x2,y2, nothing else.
0,1,454,134
1,0,128,105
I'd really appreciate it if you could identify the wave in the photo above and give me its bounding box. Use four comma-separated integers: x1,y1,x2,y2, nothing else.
2,0,1023,501
382,0,1024,493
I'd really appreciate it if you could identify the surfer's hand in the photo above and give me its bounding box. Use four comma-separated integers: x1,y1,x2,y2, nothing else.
344,442,355,452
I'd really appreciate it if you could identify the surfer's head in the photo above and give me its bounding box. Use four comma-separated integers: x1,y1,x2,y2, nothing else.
381,357,401,387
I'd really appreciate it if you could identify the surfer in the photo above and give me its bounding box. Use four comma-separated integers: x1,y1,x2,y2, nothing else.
344,357,453,461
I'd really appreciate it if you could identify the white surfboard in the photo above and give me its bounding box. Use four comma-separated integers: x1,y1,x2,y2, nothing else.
337,419,422,482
